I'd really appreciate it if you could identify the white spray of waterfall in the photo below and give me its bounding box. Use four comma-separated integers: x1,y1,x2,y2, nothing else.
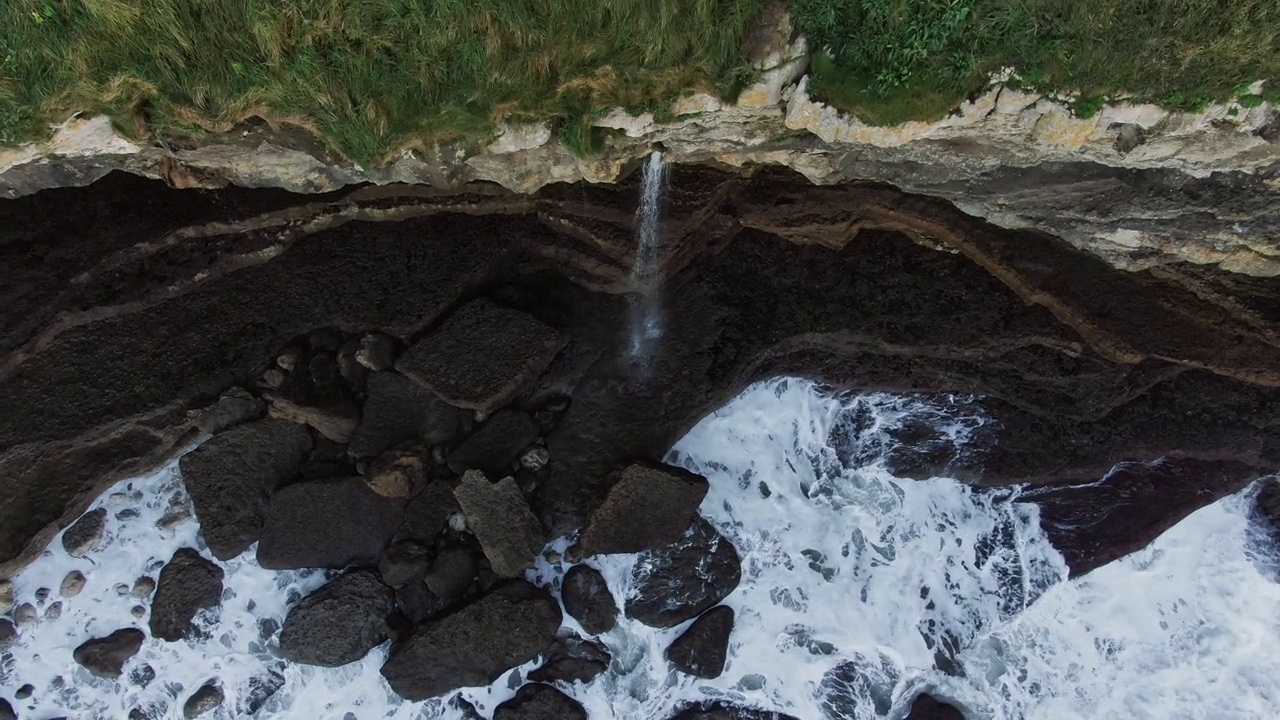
628,150,666,362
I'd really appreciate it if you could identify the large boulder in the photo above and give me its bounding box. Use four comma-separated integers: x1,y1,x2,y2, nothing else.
493,683,587,720
395,479,461,545
626,517,742,628
178,418,312,560
349,372,459,458
62,507,108,557
1026,457,1260,577
423,545,478,599
578,462,709,556
395,299,569,414
150,548,224,642
379,540,432,589
905,694,966,720
257,477,405,570
561,564,618,635
381,580,561,701
452,471,545,577
73,627,145,679
527,634,611,685
447,411,540,477
667,703,801,720
279,570,395,667
666,605,734,678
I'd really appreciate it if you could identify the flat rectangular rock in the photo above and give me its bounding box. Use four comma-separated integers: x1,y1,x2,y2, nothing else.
453,471,545,577
395,299,568,414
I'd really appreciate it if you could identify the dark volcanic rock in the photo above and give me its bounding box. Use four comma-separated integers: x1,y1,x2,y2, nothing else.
257,476,405,570
73,627,145,679
178,419,312,560
280,570,395,667
447,410,540,477
1253,479,1280,546
183,681,223,718
452,471,545,577
379,540,432,589
818,654,898,718
62,507,107,557
667,702,801,720
626,517,742,628
150,548,225,642
561,564,618,635
578,462,709,556
0,699,12,720
395,480,461,545
0,619,15,647
527,634,611,684
396,298,569,414
666,605,734,678
395,577,452,625
493,683,587,720
905,694,966,720
381,580,561,701
349,372,459,458
1025,457,1262,577
422,545,478,599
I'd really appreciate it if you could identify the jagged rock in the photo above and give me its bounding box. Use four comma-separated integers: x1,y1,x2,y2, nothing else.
626,517,742,628
60,570,86,598
150,547,224,642
183,682,224,719
493,683,587,720
356,334,398,371
1026,458,1261,577
905,694,966,720
527,634,611,684
363,447,428,498
561,564,617,635
62,507,107,557
379,540,432,589
447,411,540,477
396,480,461,545
578,462,709,556
73,627,145,679
395,577,451,625
667,702,801,720
381,580,561,701
452,471,545,577
280,570,395,667
257,476,405,570
423,545,477,599
349,372,459,458
666,605,734,678
268,395,360,443
178,418,312,560
396,299,569,413
188,387,264,434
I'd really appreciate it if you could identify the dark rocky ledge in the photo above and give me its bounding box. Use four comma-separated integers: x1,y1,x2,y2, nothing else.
1,165,1278,578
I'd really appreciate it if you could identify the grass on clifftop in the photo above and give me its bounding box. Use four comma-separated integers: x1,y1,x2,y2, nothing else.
0,0,762,163
1,1,1277,161
794,0,1280,124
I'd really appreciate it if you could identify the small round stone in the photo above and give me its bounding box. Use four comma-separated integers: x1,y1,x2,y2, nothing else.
14,602,38,627
61,570,87,598
15,683,34,699
132,577,156,598
131,605,147,619
45,601,63,620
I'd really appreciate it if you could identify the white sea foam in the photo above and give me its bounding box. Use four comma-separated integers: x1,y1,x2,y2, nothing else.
3,378,1276,720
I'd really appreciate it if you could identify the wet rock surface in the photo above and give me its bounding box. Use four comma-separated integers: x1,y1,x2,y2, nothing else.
150,548,224,642
257,477,405,570
626,517,743,628
666,605,734,678
578,461,709,556
527,634,612,684
452,471,545,578
381,580,561,701
396,299,569,413
73,627,145,679
177,419,312,560
182,682,223,719
279,570,395,667
561,564,618,635
905,694,966,720
493,683,587,720
349,372,458,458
61,507,108,557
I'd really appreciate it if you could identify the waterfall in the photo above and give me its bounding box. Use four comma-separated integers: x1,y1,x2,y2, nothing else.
628,150,666,362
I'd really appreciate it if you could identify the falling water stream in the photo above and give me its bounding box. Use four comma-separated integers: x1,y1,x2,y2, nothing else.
627,150,666,362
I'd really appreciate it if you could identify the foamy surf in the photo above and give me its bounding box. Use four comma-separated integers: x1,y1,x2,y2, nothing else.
2,378,1276,719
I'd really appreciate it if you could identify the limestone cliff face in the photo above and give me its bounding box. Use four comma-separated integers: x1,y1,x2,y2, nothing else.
2,27,1277,277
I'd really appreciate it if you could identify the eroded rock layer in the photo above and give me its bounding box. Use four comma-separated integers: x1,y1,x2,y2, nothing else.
1,167,1278,577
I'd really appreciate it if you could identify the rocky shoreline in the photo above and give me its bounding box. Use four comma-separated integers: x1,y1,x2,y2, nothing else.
1,162,1278,718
